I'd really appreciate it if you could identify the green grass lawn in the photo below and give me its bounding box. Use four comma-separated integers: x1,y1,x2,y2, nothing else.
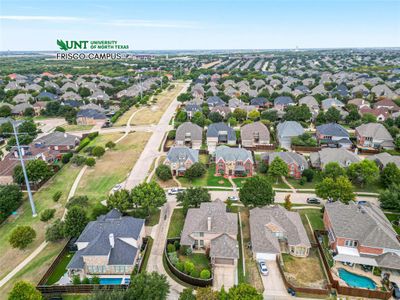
179,253,211,273
178,164,232,188
167,208,185,238
237,218,245,284
145,209,160,226
296,209,324,242
385,213,400,234
353,181,383,194
62,124,93,132
286,178,317,189
0,164,81,281
62,295,90,300
140,237,154,273
46,252,74,285
232,177,249,188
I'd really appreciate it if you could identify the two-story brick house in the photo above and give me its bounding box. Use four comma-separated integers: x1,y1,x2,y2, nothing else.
214,145,253,177
164,146,199,176
324,201,400,272
355,123,394,150
263,152,308,179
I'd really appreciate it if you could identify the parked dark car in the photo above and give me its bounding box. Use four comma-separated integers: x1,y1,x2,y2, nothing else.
306,197,321,204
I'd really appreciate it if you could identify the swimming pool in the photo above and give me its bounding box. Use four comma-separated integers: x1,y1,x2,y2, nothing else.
338,268,376,290
99,277,124,285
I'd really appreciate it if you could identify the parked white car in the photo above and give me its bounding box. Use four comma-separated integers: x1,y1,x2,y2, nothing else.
258,261,269,276
167,188,183,195
112,184,123,192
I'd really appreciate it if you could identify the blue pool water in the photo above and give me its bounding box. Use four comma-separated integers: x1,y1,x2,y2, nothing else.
99,278,124,285
338,268,376,290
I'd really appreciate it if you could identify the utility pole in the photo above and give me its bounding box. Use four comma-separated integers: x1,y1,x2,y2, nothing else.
12,123,37,217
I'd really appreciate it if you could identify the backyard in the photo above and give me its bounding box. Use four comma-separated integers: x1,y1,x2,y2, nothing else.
168,208,185,238
0,163,82,282
46,251,74,285
178,253,211,274
296,208,324,242
75,131,151,211
281,248,327,288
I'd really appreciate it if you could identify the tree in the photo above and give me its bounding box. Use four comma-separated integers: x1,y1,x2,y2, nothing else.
45,219,65,242
78,87,91,98
185,163,206,180
208,112,223,123
325,107,341,123
191,111,206,127
107,189,131,213
268,157,289,183
239,175,275,207
362,113,377,123
302,169,314,182
40,208,56,222
233,108,247,122
228,283,263,300
0,184,22,223
380,184,400,210
0,105,12,117
64,206,88,237
85,157,96,167
261,110,278,122
345,108,360,123
315,176,355,203
175,110,187,123
54,126,65,132
9,281,42,300
24,107,35,117
248,110,260,121
13,159,53,185
228,117,238,127
179,288,196,300
177,187,210,214
381,162,400,188
92,146,105,157
127,272,170,300
66,195,89,209
196,287,219,300
284,194,292,211
283,104,312,122
131,181,166,216
18,120,37,137
200,269,211,279
105,141,116,149
322,162,346,179
347,160,379,187
156,165,173,181
9,226,36,249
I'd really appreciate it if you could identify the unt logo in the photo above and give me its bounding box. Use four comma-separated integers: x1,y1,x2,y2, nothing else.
57,39,89,51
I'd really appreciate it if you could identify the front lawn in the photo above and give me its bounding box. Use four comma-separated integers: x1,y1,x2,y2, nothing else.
282,248,327,288
168,208,185,238
385,213,400,234
232,177,249,188
46,251,74,285
286,178,317,189
178,164,232,188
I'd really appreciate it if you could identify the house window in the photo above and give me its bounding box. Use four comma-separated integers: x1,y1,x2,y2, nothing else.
344,240,358,247
199,232,204,237
199,240,204,247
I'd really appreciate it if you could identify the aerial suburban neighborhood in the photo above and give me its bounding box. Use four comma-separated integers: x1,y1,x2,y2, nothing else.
1,0,400,300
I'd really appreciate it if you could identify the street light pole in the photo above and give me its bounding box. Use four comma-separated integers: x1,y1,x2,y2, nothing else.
12,123,37,217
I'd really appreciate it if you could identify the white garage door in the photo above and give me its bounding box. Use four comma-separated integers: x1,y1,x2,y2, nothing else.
256,252,277,261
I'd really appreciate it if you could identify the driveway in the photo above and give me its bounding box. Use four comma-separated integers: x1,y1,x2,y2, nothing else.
262,260,287,298
213,265,236,290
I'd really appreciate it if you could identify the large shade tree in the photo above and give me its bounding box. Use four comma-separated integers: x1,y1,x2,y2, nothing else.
239,175,275,207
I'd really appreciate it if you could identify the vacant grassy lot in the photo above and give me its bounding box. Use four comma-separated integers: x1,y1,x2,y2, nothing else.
130,82,185,125
168,208,185,238
0,164,81,281
62,124,93,132
86,133,123,148
0,241,66,296
239,208,264,292
282,248,327,288
75,131,151,209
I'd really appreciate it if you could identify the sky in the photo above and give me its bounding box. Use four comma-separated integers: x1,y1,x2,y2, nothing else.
0,0,399,51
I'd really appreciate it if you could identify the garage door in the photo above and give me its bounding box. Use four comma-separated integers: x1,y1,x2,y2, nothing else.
215,258,234,265
256,252,277,261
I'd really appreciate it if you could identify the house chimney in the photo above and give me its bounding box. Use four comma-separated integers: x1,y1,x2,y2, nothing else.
207,217,212,231
109,233,115,248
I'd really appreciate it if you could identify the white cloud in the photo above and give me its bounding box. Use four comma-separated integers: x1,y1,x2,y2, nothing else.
0,16,84,21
